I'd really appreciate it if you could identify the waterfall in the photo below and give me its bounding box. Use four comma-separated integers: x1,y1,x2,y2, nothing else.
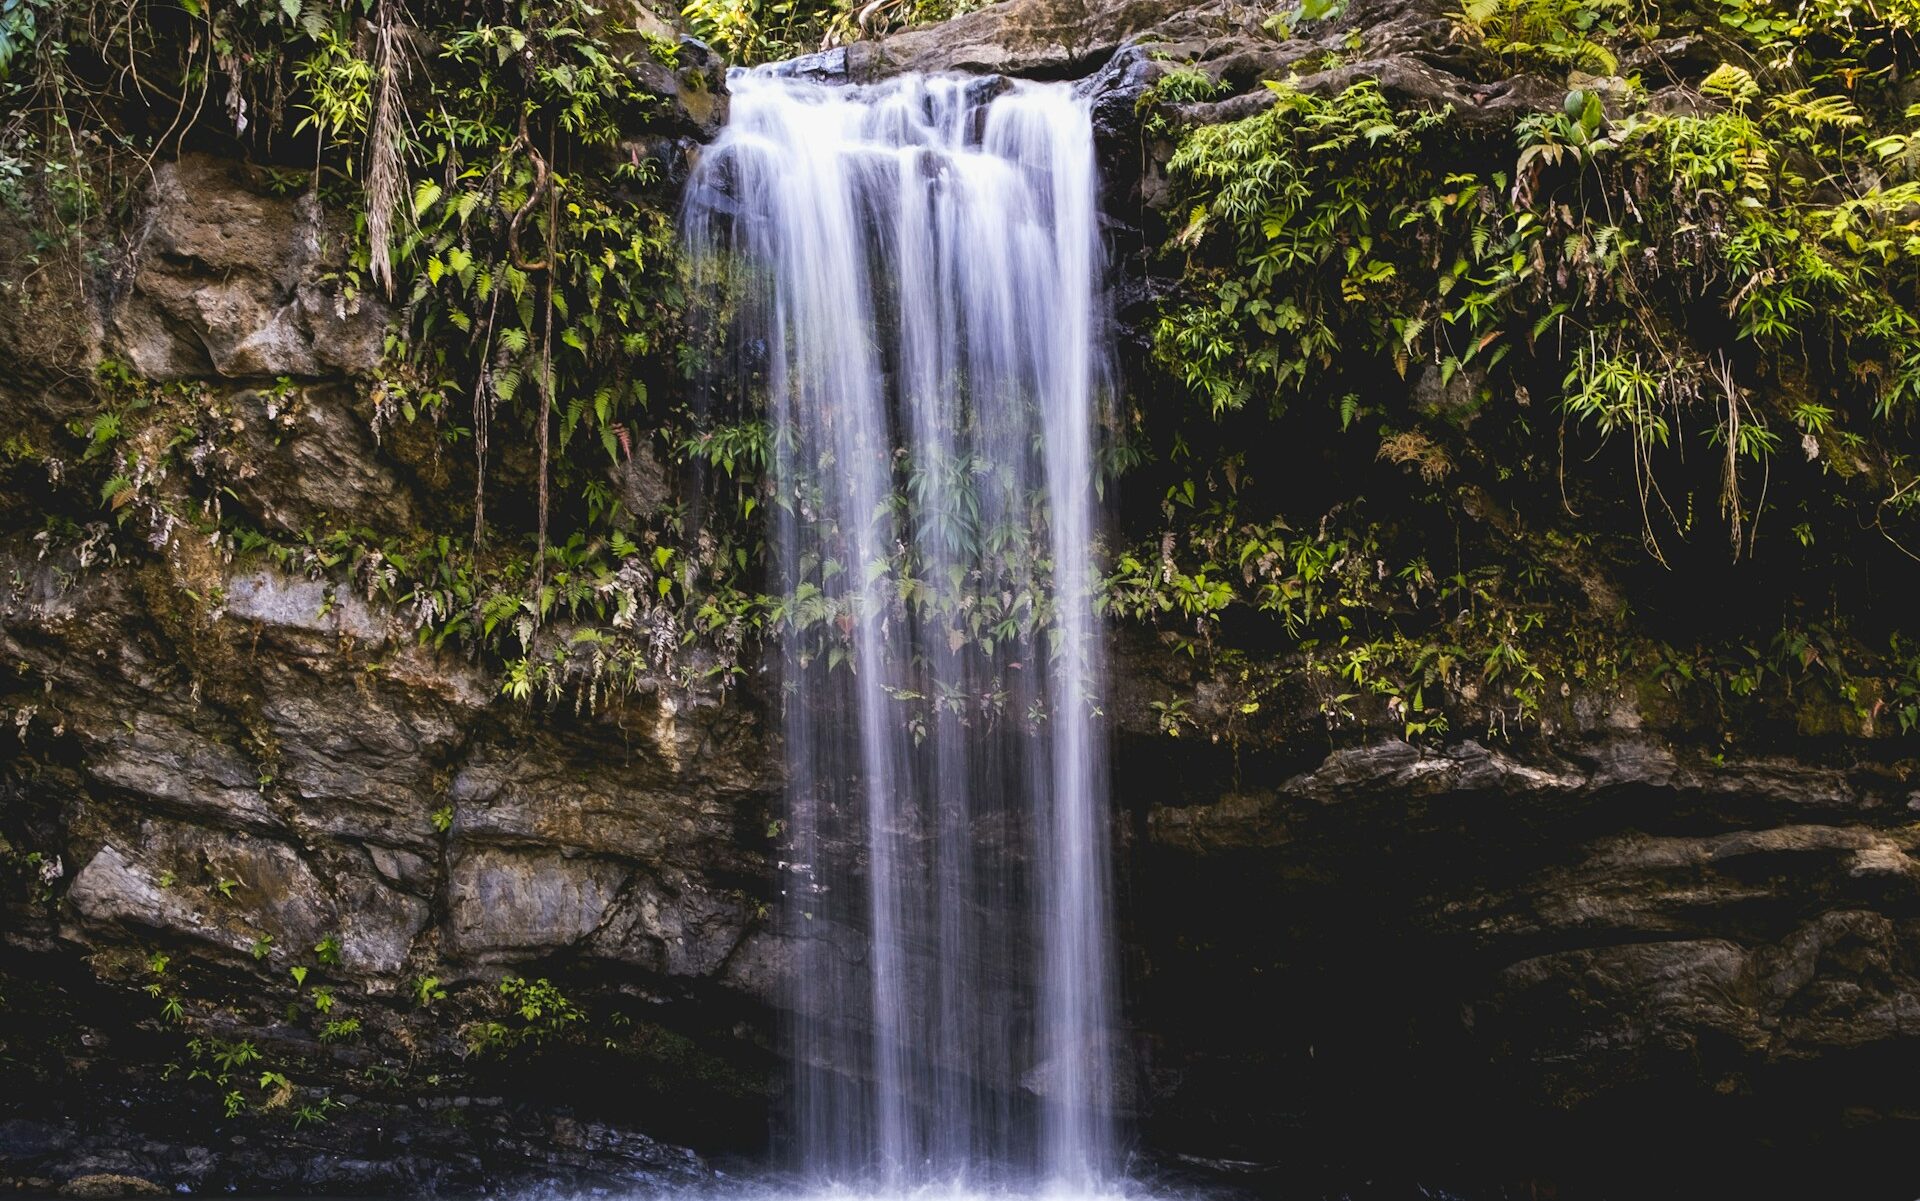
684,71,1120,1190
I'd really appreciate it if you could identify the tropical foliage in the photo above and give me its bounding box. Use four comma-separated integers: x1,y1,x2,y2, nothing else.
1131,0,1920,741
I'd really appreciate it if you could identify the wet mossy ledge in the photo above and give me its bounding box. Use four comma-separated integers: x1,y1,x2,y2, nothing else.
9,0,1920,1193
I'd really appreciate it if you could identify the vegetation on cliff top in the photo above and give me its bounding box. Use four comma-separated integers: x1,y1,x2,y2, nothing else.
7,0,1920,749
1126,0,1920,746
0,0,784,710
676,0,981,62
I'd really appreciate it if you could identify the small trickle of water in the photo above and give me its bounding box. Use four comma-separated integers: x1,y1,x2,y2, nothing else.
684,69,1120,1191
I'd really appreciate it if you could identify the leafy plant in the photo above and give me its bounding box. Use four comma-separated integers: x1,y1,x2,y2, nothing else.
1450,0,1635,74
499,975,582,1040
414,975,447,1006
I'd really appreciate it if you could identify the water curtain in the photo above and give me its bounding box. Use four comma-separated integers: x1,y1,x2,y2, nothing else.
685,70,1119,1189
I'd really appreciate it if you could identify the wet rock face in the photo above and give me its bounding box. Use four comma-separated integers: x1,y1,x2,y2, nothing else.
796,0,1200,78
794,0,1563,146
18,561,1920,1193
221,382,423,531
109,155,387,381
3,553,782,984
1115,668,1920,1189
0,546,782,1191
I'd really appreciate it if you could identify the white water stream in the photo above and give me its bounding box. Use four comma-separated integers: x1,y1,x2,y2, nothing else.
684,69,1122,1192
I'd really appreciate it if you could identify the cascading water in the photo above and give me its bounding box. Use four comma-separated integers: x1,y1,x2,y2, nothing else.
683,71,1121,1192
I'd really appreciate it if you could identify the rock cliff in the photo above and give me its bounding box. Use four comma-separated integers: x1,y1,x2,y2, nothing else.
6,0,1920,1196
